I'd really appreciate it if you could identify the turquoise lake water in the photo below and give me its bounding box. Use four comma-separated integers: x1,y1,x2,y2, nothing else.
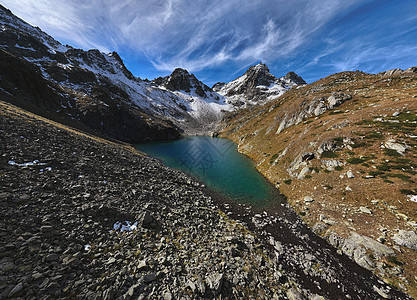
135,136,280,206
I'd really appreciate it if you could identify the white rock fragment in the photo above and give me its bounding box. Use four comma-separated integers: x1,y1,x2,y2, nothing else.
297,166,310,179
8,160,47,167
346,170,355,178
373,285,391,299
359,206,372,214
304,196,314,203
383,139,408,155
113,221,138,232
393,230,417,251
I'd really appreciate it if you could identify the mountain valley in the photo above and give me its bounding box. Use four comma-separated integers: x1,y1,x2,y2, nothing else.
1,3,417,299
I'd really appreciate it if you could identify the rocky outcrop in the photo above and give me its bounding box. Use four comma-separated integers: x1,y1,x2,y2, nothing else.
276,92,352,134
379,66,417,76
284,71,307,85
328,232,395,271
382,139,409,155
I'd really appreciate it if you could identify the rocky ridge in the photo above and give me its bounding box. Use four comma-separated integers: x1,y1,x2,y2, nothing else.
0,5,232,139
152,68,216,100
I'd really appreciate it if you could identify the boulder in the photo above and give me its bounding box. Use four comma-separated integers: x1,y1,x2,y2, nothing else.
393,230,417,251
383,139,408,155
327,93,352,110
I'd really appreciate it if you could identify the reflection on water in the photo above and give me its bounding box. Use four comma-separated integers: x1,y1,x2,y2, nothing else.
136,136,279,206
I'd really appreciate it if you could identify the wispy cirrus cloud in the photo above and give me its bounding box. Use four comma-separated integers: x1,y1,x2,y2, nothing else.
1,0,361,71
2,0,417,84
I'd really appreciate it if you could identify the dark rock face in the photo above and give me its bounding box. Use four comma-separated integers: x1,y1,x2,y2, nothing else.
212,82,225,92
285,71,307,85
152,68,214,98
0,50,62,112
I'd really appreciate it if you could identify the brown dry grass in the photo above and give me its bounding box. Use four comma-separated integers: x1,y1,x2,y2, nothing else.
220,71,417,298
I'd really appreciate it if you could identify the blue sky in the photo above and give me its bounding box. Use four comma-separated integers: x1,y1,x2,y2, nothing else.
2,0,417,86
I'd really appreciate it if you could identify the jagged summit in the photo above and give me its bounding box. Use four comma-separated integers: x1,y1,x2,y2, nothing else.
284,71,307,85
108,51,135,80
152,68,214,98
249,62,269,71
214,63,305,106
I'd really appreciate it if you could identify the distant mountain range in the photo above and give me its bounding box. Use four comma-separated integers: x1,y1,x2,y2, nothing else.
0,4,305,142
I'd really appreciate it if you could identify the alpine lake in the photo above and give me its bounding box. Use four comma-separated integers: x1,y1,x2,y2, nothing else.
135,136,283,207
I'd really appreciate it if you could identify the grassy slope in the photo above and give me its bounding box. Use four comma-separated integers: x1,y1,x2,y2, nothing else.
219,71,417,298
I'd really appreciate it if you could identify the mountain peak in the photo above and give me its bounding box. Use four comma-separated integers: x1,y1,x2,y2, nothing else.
215,63,306,106
284,71,306,85
152,68,214,98
171,68,190,76
108,51,135,80
248,62,270,73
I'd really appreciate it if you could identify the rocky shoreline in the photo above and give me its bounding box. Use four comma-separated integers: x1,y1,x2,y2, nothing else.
0,100,411,299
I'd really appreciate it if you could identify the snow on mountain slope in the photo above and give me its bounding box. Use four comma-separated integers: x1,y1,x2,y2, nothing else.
213,63,306,107
0,5,232,134
0,4,303,137
0,5,69,54
151,68,232,133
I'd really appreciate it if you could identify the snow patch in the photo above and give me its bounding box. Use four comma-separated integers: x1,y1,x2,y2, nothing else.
113,221,138,232
8,160,47,167
407,195,417,203
15,43,36,51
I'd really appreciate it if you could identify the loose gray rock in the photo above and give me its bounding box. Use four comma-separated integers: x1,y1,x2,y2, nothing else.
286,287,305,300
206,272,224,295
393,230,417,251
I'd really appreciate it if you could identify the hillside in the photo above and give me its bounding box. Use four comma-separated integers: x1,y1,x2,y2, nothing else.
0,4,230,140
219,69,417,298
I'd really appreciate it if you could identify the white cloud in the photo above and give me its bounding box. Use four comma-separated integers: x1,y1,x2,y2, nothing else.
1,0,365,73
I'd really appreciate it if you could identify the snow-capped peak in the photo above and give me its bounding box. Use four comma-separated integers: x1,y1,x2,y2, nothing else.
214,63,306,107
